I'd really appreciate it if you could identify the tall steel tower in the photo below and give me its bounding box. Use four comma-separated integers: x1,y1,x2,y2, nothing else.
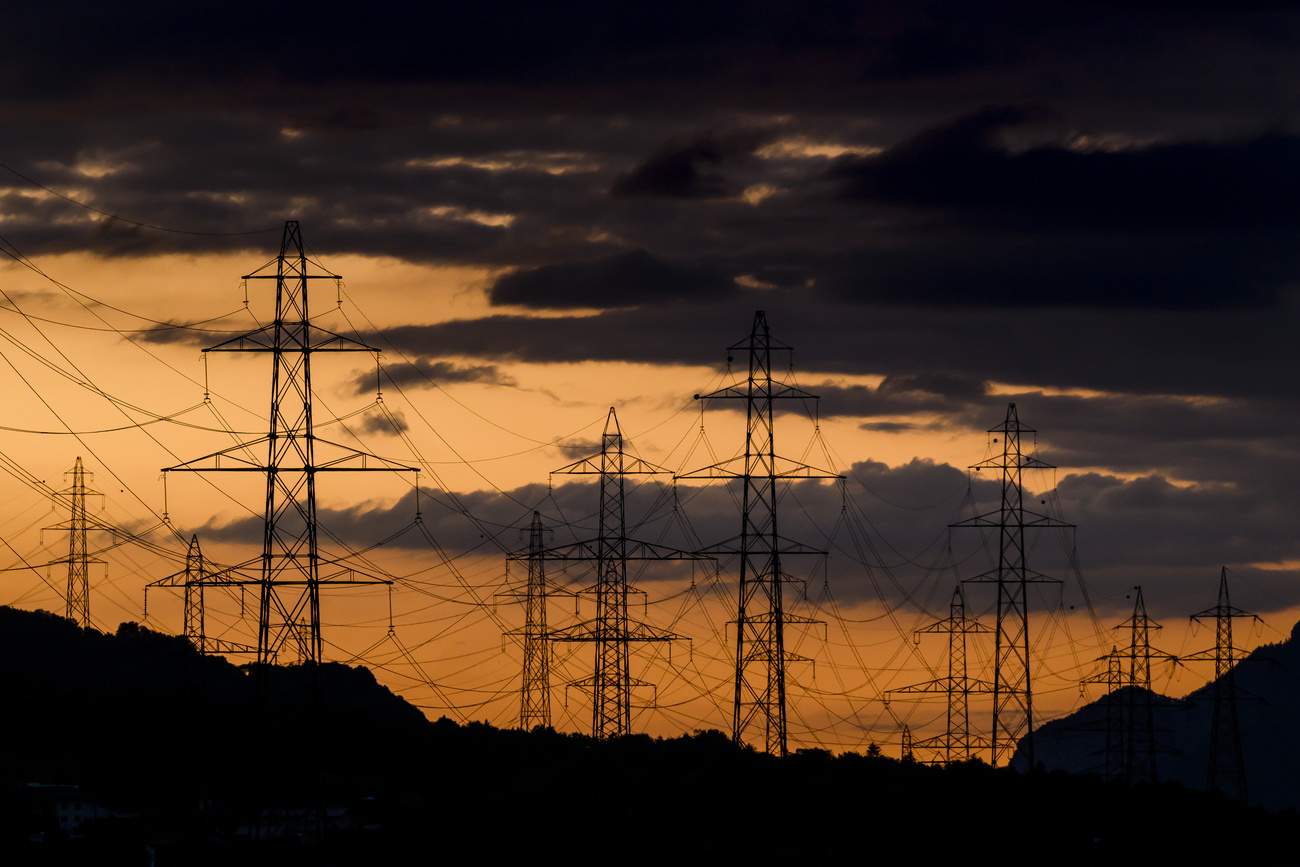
509,511,553,730
951,403,1070,767
679,311,839,756
146,535,255,655
889,586,992,762
1119,586,1167,784
45,457,103,628
546,408,691,739
1188,567,1257,802
165,221,409,666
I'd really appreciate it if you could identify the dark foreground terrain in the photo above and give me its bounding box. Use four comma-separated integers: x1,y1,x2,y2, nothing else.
0,605,1294,865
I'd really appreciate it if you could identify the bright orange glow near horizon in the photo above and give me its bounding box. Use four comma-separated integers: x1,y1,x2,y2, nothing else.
0,245,1291,763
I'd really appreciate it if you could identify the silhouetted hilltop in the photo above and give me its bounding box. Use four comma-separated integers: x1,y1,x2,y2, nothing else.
1017,618,1300,812
0,607,429,802
1,605,1297,865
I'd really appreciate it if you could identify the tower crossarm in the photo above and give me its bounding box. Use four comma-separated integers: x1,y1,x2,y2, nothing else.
963,567,1060,584
205,321,377,354
517,537,716,564
695,534,825,557
163,438,417,474
146,565,252,589
693,380,821,402
949,508,1071,529
677,454,840,482
915,618,993,635
888,677,996,695
548,619,678,643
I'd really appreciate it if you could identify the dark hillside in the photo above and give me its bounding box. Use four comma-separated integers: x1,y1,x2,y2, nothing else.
0,605,1296,865
1019,618,1300,813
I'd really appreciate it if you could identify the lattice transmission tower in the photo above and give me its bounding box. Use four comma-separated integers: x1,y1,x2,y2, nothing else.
542,408,702,739
950,403,1071,766
1187,567,1258,802
165,221,411,666
44,457,104,628
506,511,553,730
1081,644,1125,781
889,586,992,762
145,535,255,655
679,311,840,756
1079,586,1174,783
1118,586,1171,784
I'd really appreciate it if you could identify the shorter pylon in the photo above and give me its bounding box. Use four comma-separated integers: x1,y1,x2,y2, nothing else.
146,535,256,655
888,586,993,762
44,457,105,628
1187,567,1258,802
504,512,553,730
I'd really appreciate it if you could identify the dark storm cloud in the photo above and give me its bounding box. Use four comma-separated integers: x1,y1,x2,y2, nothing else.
488,249,737,309
821,106,1300,308
8,0,1300,642
829,105,1300,232
367,302,1300,403
192,455,1300,621
369,359,518,393
356,409,409,436
812,374,990,418
610,129,776,200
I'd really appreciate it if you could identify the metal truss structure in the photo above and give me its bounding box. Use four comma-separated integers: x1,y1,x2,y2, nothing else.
890,586,993,763
679,311,839,756
165,221,408,667
951,403,1070,766
1188,567,1258,802
146,535,256,655
542,408,706,739
507,511,553,730
45,457,103,628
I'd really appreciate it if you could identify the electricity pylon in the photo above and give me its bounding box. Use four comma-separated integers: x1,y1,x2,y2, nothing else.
1079,587,1175,783
505,511,552,730
1081,645,1125,781
679,311,840,756
1117,586,1171,784
145,535,256,655
164,221,410,667
1187,567,1258,802
545,408,702,739
44,457,104,628
888,586,993,762
950,403,1070,767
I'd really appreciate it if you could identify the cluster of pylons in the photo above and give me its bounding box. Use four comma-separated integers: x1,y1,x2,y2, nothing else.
67,222,1254,804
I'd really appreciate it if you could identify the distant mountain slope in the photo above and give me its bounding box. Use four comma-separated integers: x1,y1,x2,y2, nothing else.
0,606,432,802
1017,619,1300,811
1,605,1299,863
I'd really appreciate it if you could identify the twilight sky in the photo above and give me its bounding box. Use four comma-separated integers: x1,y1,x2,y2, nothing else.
0,1,1297,749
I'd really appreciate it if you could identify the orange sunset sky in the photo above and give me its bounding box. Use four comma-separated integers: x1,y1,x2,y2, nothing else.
2,1,1299,759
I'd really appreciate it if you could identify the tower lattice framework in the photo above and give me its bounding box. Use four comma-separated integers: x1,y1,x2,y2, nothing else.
544,408,699,739
1118,586,1169,784
889,586,992,762
1188,567,1257,802
679,311,839,756
1082,645,1126,781
1079,586,1174,783
146,535,255,655
507,511,553,730
45,457,103,628
165,221,409,666
951,403,1070,766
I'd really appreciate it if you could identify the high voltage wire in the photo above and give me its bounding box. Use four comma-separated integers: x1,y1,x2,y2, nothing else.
0,224,1124,755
